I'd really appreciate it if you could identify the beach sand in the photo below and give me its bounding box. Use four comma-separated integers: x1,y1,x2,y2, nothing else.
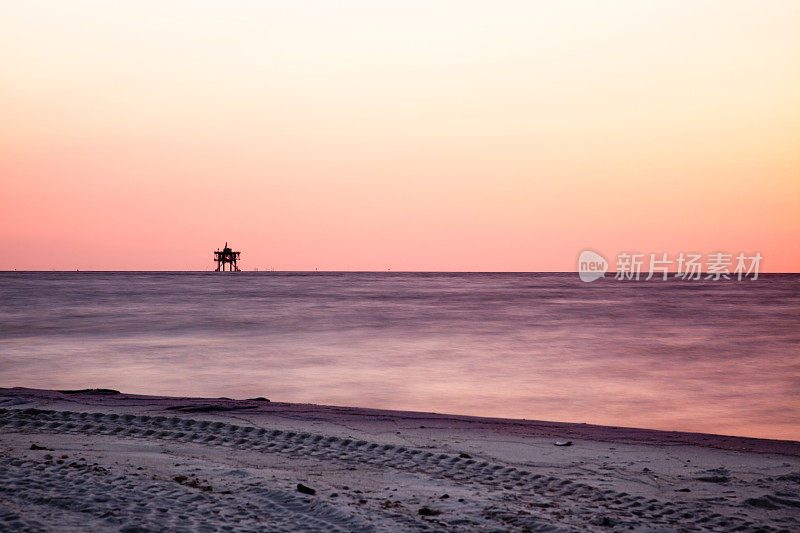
1,387,798,531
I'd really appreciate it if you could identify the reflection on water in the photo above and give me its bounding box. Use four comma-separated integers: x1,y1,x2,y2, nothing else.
1,272,798,440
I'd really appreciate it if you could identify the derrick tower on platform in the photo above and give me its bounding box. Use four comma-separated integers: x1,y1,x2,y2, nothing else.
213,242,241,271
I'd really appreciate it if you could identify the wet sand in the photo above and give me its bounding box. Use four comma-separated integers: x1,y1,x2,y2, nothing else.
1,387,798,531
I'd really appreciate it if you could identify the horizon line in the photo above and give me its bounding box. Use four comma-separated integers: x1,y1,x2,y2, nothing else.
2,270,798,275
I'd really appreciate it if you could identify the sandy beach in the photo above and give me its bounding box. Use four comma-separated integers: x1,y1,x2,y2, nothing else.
1,387,798,531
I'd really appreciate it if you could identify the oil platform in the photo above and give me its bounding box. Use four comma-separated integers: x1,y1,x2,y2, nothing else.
213,242,241,271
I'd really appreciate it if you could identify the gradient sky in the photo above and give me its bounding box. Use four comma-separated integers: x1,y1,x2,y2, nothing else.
1,1,798,271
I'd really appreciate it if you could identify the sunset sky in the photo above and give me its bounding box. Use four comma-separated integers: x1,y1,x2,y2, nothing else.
1,1,798,271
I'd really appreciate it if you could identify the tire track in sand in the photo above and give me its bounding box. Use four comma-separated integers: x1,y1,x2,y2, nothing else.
0,408,773,531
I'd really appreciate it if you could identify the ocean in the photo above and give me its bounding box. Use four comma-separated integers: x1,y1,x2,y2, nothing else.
1,272,798,440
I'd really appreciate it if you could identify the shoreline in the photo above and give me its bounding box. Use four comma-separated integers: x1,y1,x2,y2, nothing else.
2,386,798,456
2,387,799,531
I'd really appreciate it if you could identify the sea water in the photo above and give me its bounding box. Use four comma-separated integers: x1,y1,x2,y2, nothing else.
1,272,798,440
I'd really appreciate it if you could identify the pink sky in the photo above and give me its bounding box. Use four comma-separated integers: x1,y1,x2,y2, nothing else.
1,1,798,271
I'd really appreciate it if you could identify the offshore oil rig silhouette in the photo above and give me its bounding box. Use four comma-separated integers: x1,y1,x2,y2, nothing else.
213,242,241,271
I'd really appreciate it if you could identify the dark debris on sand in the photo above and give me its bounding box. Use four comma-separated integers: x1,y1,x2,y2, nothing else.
297,483,316,495
58,389,121,396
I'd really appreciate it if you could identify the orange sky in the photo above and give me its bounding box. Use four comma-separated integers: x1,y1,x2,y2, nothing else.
1,1,798,271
